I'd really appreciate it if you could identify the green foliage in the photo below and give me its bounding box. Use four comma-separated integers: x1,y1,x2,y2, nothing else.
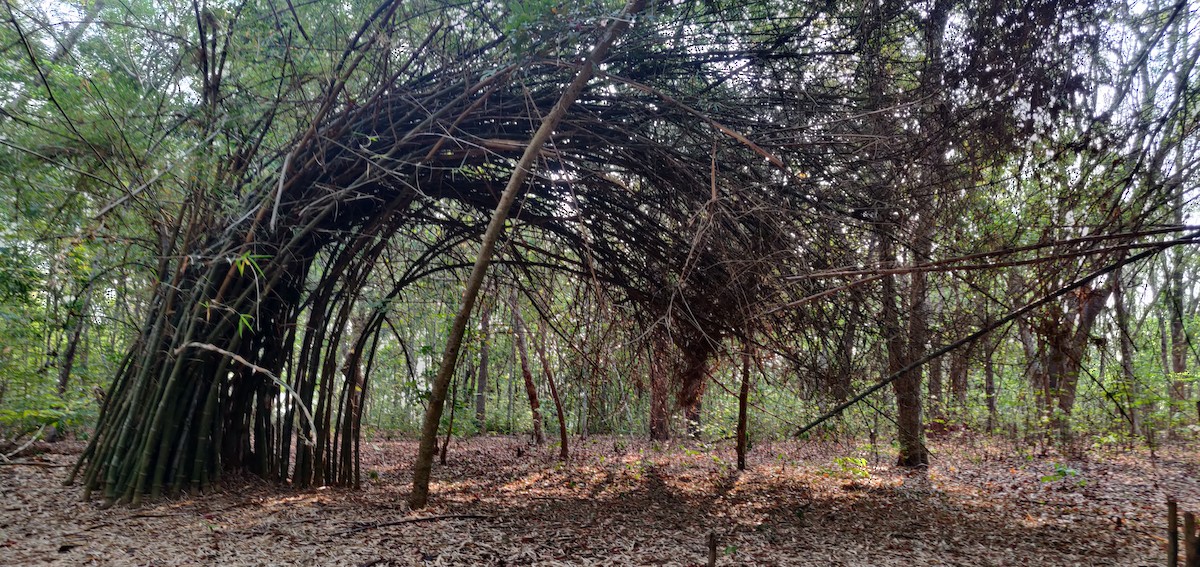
0,393,91,436
0,245,40,302
818,456,871,479
501,0,621,53
1039,463,1084,487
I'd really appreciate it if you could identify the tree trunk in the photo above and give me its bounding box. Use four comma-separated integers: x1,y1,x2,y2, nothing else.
685,400,702,438
1041,285,1111,441
649,332,671,441
949,347,970,413
984,341,998,431
1113,266,1141,437
1168,210,1189,431
895,204,934,467
535,325,569,461
511,293,544,445
834,304,859,402
880,225,927,466
439,360,470,465
736,345,751,471
475,300,491,432
927,352,943,423
53,278,95,444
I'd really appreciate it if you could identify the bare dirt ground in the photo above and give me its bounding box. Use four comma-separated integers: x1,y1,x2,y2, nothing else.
1,434,1196,566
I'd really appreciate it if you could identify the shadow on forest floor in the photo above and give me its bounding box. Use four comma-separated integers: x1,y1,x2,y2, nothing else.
1,435,1195,565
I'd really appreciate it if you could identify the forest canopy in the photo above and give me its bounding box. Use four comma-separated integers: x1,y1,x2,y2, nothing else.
0,0,1196,509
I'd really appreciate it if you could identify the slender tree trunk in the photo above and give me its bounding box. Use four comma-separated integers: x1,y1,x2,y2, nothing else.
895,256,929,465
475,301,491,432
927,353,943,423
835,305,859,401
879,226,927,465
506,341,515,433
511,293,544,445
685,401,702,437
408,0,645,508
649,332,671,441
535,325,568,461
984,340,998,431
736,345,751,471
56,282,94,397
893,0,951,467
439,360,469,465
1168,205,1189,432
1042,285,1111,441
949,347,970,413
47,279,92,442
1114,266,1141,437
894,198,935,466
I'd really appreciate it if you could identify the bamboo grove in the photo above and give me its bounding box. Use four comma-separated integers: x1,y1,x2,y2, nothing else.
0,0,1196,506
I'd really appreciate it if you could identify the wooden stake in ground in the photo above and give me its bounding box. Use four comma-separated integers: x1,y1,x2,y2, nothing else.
707,530,717,567
1170,500,1179,567
1185,511,1197,567
408,0,649,509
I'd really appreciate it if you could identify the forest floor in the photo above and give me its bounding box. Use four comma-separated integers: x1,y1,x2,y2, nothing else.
1,433,1197,566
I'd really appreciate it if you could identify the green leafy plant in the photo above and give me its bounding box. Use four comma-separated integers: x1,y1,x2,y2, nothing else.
0,396,87,442
232,251,269,278
1039,463,1084,486
237,313,255,337
818,456,871,479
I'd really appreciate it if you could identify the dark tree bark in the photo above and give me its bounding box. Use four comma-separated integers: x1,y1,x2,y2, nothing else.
1167,205,1190,429
535,325,569,461
682,365,706,439
834,304,860,402
1113,266,1141,437
890,248,928,465
736,345,752,471
649,331,671,441
55,282,94,399
949,348,970,412
511,293,544,446
1033,284,1111,441
439,360,470,465
927,352,944,423
684,401,703,437
979,306,1001,431
984,339,998,431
